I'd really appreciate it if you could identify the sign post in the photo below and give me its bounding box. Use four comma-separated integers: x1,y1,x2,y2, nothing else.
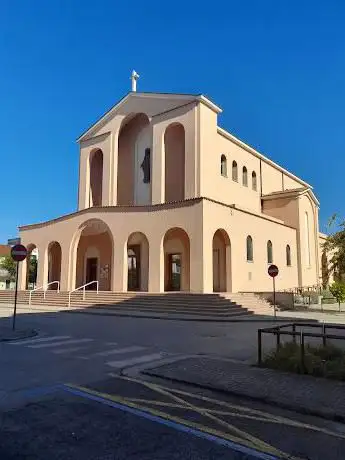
268,264,279,319
11,244,27,331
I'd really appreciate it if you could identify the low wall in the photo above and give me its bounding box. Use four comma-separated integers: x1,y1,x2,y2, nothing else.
242,291,294,310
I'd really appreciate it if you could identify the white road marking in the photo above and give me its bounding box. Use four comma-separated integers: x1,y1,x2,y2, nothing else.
9,336,71,346
89,345,146,358
52,346,90,355
28,338,94,349
106,353,163,368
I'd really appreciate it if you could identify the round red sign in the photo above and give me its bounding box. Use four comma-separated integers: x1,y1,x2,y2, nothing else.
11,244,28,262
268,264,279,278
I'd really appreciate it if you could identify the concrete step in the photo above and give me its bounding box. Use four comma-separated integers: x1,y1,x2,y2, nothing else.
0,290,273,317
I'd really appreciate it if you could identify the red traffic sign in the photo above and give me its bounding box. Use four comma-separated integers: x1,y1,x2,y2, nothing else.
11,244,28,262
268,264,279,278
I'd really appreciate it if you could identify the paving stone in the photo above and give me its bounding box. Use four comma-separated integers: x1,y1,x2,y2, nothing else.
145,356,345,421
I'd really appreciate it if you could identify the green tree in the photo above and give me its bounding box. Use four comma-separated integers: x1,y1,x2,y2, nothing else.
0,255,16,281
28,256,37,284
329,282,345,312
323,216,345,281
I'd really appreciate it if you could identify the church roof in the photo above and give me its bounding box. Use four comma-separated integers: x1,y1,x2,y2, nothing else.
262,187,319,206
77,91,222,142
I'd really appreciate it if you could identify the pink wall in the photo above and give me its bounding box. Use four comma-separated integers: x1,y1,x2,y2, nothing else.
165,123,185,202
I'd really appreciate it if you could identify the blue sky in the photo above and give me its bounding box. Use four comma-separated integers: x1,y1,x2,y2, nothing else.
0,0,344,242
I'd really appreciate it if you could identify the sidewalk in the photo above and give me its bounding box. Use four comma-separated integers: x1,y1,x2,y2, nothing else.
144,356,345,422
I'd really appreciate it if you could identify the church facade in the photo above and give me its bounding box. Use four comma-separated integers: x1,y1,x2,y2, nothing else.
17,89,322,294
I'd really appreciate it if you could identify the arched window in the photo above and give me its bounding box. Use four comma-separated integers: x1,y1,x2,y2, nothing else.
267,240,273,264
252,171,257,191
232,161,238,181
246,235,253,262
242,166,248,186
220,154,227,177
286,245,291,266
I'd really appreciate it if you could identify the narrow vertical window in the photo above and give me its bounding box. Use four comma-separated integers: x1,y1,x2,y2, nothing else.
246,235,253,261
267,240,273,264
232,161,238,181
221,154,227,177
286,245,291,266
252,171,257,191
242,166,248,186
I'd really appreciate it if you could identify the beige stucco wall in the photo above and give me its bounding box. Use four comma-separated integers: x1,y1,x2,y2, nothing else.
199,105,262,212
19,92,321,295
202,199,299,292
297,195,319,286
19,198,301,294
18,201,205,293
262,198,299,228
78,95,199,211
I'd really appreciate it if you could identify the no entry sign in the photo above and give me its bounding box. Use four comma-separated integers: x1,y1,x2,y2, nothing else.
11,244,27,262
268,264,279,278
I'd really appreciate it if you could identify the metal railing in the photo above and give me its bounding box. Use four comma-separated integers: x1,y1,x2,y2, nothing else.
68,281,99,307
29,281,60,306
257,322,345,371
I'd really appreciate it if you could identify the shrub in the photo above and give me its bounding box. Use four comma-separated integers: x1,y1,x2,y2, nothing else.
262,342,345,380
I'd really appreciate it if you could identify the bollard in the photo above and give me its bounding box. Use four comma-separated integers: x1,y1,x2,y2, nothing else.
300,331,305,373
258,329,262,365
322,322,327,347
276,328,281,349
292,323,296,344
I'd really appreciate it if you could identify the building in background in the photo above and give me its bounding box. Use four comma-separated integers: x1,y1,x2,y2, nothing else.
0,245,14,290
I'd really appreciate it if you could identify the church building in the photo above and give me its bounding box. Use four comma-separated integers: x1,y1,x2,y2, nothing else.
17,74,323,295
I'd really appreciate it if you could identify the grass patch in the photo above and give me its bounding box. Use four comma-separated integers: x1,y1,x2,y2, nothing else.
263,342,345,380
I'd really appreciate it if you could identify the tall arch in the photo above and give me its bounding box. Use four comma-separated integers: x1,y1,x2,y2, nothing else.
164,123,185,202
117,113,151,206
25,244,38,289
89,149,103,207
163,227,190,291
71,219,113,291
212,229,231,292
47,241,62,289
127,232,149,291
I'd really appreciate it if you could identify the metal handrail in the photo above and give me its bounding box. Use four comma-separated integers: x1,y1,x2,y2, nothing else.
68,281,99,307
29,281,60,306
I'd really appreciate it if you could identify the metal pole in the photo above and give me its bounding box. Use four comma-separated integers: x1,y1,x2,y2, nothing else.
273,277,276,319
12,261,19,331
292,323,296,344
258,329,262,365
300,331,305,373
322,322,326,347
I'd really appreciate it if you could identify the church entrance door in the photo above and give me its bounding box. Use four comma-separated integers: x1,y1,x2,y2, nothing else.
128,245,140,291
166,254,181,291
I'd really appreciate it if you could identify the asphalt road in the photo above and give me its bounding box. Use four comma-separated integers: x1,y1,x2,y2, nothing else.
1,306,345,459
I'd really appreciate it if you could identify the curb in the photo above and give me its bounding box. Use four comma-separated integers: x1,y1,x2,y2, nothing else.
142,368,345,424
63,309,312,323
0,328,38,342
